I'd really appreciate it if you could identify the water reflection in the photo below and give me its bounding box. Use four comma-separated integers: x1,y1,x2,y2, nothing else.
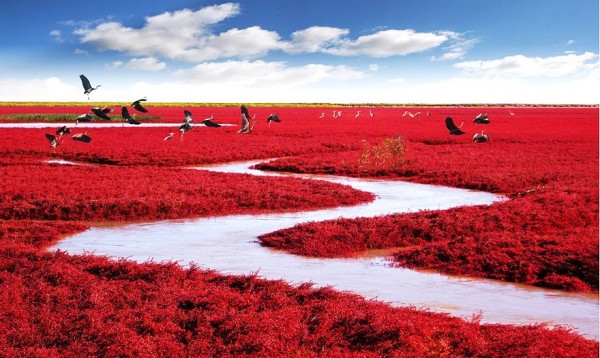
50,160,599,340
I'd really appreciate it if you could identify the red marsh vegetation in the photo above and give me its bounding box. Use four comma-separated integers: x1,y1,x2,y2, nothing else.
0,104,597,356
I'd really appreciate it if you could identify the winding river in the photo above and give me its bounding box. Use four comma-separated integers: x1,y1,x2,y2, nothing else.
50,160,599,340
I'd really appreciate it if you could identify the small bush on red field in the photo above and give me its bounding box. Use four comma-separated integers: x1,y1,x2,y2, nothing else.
359,135,409,171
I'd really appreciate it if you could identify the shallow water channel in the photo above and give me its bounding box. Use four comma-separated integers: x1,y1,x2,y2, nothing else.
50,160,599,340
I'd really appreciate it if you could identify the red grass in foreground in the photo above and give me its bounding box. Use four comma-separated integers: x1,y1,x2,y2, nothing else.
0,105,597,355
1,221,597,357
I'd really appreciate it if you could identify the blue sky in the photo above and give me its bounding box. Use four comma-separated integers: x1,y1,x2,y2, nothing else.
1,0,598,103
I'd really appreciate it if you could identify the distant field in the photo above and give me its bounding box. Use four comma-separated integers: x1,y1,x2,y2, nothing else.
0,103,597,356
0,101,597,108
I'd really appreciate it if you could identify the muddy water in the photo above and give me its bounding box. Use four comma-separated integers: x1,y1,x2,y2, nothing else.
50,160,599,340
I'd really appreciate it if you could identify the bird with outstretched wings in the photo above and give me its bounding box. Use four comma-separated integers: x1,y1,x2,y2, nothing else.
72,133,92,143
183,110,193,124
445,117,465,135
238,105,256,134
132,97,148,113
45,133,59,148
79,74,100,99
202,116,221,127
56,126,70,137
473,113,490,124
91,107,111,120
121,106,141,125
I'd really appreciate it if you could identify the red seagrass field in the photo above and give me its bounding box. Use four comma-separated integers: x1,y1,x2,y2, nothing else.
0,103,598,356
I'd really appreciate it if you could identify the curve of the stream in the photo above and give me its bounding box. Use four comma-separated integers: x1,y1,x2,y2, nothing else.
50,160,599,340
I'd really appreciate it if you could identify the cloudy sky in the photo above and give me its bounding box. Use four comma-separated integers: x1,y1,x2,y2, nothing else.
1,0,598,103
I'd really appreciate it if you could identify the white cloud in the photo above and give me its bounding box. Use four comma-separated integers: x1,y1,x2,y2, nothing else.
395,72,600,104
567,39,575,45
454,52,598,77
431,31,479,61
73,3,283,62
286,26,349,53
191,26,283,61
368,64,379,71
49,29,63,43
322,29,448,57
73,4,455,62
74,48,89,56
0,77,80,101
2,68,597,104
173,60,363,86
106,61,124,69
125,57,166,71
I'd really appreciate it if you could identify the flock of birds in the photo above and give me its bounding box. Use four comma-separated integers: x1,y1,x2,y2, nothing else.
45,75,283,148
46,74,501,148
319,108,495,144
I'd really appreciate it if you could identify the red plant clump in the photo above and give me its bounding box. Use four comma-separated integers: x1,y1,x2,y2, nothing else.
0,104,598,355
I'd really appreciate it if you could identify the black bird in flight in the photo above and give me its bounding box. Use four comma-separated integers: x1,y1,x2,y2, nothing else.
79,74,101,99
131,97,148,113
267,113,281,123
45,133,60,148
91,107,111,120
72,132,92,143
473,113,490,124
121,106,141,125
56,126,70,138
179,110,194,140
76,113,93,124
445,117,465,135
202,115,221,127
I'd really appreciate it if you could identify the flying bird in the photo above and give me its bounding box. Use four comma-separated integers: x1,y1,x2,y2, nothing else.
179,110,194,140
121,106,141,125
56,126,70,138
72,132,92,143
202,115,221,127
91,107,111,120
79,74,100,99
472,131,490,143
445,117,465,135
179,123,193,140
132,97,148,113
76,113,93,124
45,133,60,148
473,113,490,124
238,105,256,134
183,110,193,124
267,113,281,123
